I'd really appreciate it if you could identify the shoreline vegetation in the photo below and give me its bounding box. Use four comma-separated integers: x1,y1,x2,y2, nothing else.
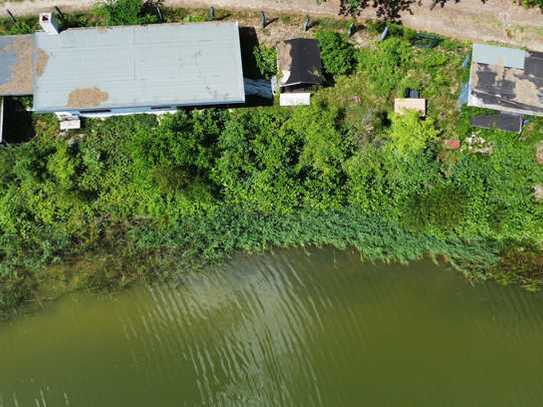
1,2,542,317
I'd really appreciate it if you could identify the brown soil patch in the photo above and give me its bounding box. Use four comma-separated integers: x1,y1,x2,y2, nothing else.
536,141,543,165
236,13,313,47
277,41,292,84
66,87,109,108
277,42,292,70
0,35,33,95
2,0,543,50
35,48,49,77
509,70,541,107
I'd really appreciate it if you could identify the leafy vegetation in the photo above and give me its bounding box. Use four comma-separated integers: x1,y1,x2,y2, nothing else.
253,45,278,79
93,0,162,26
315,31,355,77
339,0,543,20
339,0,418,21
521,0,543,10
0,13,542,316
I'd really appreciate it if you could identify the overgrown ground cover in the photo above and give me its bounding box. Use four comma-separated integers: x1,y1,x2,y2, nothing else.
0,5,542,316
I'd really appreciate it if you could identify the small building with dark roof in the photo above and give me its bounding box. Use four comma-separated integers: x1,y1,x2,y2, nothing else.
468,43,543,117
277,38,322,93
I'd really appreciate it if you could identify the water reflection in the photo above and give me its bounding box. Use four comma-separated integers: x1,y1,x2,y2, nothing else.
1,248,543,406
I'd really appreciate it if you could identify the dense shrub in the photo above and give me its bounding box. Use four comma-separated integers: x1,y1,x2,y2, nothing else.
253,45,278,79
387,112,439,156
315,31,355,76
521,0,543,10
356,37,412,94
94,0,160,26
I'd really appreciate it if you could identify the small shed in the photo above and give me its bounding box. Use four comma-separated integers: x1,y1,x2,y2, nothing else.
394,98,426,116
468,44,543,117
277,38,322,106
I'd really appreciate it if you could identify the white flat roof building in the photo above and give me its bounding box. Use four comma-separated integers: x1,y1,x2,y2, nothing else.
32,22,245,115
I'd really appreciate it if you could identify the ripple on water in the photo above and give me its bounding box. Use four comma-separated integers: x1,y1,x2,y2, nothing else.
1,247,543,406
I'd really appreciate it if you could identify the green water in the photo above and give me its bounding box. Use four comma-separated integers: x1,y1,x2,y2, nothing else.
1,247,543,406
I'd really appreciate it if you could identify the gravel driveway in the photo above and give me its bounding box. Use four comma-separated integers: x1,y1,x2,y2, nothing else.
2,0,542,50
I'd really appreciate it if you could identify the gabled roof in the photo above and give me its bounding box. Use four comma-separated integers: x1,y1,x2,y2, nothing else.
278,38,322,88
468,44,543,117
0,34,33,96
32,22,245,113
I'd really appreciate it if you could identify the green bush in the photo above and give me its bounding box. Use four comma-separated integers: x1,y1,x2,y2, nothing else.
253,45,278,79
7,20,36,35
387,111,439,156
356,37,412,95
521,0,543,10
315,31,355,76
94,0,160,26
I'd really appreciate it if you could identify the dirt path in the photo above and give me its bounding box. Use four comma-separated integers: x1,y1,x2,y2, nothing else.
2,0,543,50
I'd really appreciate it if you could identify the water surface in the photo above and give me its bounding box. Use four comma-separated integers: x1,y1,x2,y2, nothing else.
1,248,543,406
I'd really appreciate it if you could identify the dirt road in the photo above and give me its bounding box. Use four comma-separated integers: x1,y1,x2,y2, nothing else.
2,0,542,50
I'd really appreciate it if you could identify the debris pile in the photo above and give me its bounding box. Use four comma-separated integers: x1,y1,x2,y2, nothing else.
444,139,461,150
534,185,543,202
536,141,543,165
464,134,493,155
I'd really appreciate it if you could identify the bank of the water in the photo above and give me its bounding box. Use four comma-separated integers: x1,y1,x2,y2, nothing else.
2,247,543,407
0,207,504,319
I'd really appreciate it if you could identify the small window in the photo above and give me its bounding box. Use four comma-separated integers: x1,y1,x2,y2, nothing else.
82,109,111,114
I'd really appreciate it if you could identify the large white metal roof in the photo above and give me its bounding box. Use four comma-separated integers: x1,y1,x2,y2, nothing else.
32,22,245,112
472,43,526,70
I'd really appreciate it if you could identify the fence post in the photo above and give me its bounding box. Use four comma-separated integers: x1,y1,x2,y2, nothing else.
303,15,310,32
6,9,16,23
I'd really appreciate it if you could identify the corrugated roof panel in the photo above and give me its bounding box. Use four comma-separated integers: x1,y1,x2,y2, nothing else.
33,22,245,112
472,43,526,69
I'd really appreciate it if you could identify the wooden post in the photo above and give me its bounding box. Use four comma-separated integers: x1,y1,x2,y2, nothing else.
155,4,164,23
303,15,310,32
348,22,355,37
6,9,16,23
379,26,389,41
54,6,65,20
